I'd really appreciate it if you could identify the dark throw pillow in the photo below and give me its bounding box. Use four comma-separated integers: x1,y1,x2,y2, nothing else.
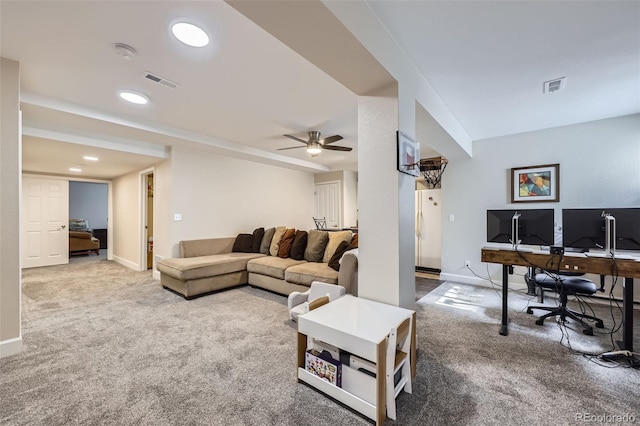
304,230,329,262
260,228,275,254
251,227,265,253
328,240,351,271
289,230,308,260
232,233,254,253
277,228,297,258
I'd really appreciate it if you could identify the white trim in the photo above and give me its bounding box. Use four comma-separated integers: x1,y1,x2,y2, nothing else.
152,270,161,280
0,336,23,358
112,255,140,271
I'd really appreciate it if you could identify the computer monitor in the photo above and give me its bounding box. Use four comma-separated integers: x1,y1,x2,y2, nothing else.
562,209,606,251
487,209,555,246
562,208,640,251
610,208,640,251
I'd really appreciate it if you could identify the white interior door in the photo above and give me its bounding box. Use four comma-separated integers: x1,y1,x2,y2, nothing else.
314,181,340,229
22,177,69,268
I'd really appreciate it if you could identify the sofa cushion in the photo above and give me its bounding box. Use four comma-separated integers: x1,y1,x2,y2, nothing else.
157,253,265,281
290,230,308,260
247,256,306,280
285,262,339,286
251,227,265,253
269,226,287,256
328,240,351,271
232,233,254,253
304,230,329,262
260,228,275,254
323,230,353,263
278,228,296,258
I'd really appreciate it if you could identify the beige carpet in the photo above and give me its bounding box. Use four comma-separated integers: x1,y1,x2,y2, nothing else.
1,260,638,425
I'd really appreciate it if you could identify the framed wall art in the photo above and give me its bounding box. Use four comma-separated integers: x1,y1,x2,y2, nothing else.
511,163,559,203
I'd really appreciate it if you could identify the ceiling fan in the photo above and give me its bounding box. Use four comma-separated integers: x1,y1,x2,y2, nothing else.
278,131,352,156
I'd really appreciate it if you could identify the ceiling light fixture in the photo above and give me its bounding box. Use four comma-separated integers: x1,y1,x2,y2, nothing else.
306,142,322,156
171,22,209,47
83,156,99,161
69,167,82,173
119,90,149,105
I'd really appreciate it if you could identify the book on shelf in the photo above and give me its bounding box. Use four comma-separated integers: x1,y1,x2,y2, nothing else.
305,349,342,387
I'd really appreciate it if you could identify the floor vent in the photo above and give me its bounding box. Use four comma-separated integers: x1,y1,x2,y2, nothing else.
144,72,179,89
543,77,566,94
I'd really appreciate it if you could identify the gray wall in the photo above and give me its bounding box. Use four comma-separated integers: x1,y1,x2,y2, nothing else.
440,113,640,287
69,181,108,229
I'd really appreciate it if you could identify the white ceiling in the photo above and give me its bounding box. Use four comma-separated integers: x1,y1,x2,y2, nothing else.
2,1,638,179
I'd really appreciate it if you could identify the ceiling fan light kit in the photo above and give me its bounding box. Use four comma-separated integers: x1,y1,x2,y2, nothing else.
279,131,351,157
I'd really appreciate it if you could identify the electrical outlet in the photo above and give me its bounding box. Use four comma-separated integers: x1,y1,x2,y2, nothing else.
464,260,471,268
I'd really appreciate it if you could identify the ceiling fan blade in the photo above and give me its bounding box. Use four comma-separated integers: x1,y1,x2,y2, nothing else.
284,134,308,144
277,146,307,150
322,145,352,152
321,135,343,145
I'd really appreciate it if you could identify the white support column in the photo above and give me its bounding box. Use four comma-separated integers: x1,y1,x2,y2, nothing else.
358,83,416,308
0,57,23,357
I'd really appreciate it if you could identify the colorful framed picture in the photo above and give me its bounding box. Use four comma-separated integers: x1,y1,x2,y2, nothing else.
511,164,559,203
397,131,420,177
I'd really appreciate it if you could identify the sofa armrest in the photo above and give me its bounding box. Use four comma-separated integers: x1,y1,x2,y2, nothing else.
287,289,310,312
69,231,92,240
338,252,358,296
179,237,236,258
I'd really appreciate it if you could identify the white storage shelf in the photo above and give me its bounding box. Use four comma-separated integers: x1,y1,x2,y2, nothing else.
298,367,377,420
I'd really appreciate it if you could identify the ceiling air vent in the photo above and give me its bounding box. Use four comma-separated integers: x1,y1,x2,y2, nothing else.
143,72,179,89
543,77,566,94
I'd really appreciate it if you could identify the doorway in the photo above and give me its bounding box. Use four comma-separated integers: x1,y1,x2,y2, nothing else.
142,171,154,270
69,181,108,263
314,181,340,229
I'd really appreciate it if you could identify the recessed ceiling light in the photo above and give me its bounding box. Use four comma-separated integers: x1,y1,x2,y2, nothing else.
83,156,99,161
69,167,82,173
119,90,149,105
171,22,209,47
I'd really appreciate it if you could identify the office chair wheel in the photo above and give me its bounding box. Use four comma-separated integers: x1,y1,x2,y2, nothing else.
535,318,545,326
526,308,534,314
596,321,605,329
582,327,594,336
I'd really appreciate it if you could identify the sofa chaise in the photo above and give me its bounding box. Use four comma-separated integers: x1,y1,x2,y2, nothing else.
157,227,358,299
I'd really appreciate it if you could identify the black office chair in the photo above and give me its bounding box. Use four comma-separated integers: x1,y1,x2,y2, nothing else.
525,268,605,336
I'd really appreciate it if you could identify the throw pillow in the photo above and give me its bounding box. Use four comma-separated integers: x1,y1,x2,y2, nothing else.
289,230,308,260
328,240,351,271
322,230,353,263
277,228,297,258
260,228,275,254
232,233,254,253
269,226,287,257
350,233,358,248
251,227,265,253
304,230,329,262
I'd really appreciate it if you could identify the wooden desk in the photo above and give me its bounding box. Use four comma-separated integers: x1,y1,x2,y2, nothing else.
481,247,639,351
296,295,416,425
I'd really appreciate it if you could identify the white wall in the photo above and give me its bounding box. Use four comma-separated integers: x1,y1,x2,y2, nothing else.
441,114,640,291
69,181,108,229
163,147,314,258
112,170,141,269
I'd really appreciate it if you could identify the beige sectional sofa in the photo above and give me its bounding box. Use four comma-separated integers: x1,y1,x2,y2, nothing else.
157,229,358,299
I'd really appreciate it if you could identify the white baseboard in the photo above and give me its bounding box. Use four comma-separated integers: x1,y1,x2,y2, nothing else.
112,255,139,271
0,336,23,358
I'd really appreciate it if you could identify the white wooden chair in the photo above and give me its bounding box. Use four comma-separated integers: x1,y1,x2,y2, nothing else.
386,316,412,420
287,281,346,321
